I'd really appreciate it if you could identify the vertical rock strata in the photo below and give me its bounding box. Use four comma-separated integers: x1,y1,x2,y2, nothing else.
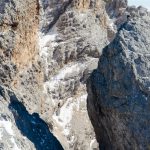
0,0,53,149
0,0,43,112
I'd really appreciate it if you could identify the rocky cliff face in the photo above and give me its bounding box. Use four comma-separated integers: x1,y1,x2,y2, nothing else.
87,9,150,149
38,0,109,149
0,0,58,149
0,0,109,149
0,0,149,149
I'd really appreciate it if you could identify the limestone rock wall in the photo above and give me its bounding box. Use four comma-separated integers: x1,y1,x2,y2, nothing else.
0,0,108,149
0,0,43,114
87,12,150,149
38,0,108,149
0,0,146,149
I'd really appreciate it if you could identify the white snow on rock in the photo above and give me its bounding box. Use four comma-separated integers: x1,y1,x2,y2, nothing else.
43,62,86,105
90,139,98,149
0,128,2,140
0,120,14,136
53,98,75,136
39,33,56,48
39,27,59,76
106,16,116,34
52,62,85,81
0,120,21,150
53,94,88,136
11,138,20,150
39,27,58,57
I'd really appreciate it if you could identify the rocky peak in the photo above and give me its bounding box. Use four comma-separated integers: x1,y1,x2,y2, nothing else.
87,12,150,149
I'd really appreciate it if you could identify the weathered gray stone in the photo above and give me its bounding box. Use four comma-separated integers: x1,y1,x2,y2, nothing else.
0,86,64,150
39,0,108,149
87,15,150,149
1,0,149,149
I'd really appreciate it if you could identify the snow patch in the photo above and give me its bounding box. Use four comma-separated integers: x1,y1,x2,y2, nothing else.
0,120,21,150
39,27,59,76
53,94,87,136
11,138,20,150
107,17,116,31
53,98,74,127
39,29,58,57
53,97,78,136
52,63,85,80
109,22,115,30
0,120,14,136
76,94,87,111
90,139,98,149
0,128,2,140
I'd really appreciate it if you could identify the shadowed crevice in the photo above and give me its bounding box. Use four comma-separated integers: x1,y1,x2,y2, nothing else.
8,93,64,150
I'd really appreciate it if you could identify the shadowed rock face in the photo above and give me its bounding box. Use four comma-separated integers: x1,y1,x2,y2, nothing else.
0,86,64,150
87,16,150,149
8,93,64,150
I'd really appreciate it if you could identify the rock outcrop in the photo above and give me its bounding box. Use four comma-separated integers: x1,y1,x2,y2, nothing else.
0,86,63,150
0,0,109,149
1,0,149,149
0,0,60,149
38,0,109,149
87,12,150,149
